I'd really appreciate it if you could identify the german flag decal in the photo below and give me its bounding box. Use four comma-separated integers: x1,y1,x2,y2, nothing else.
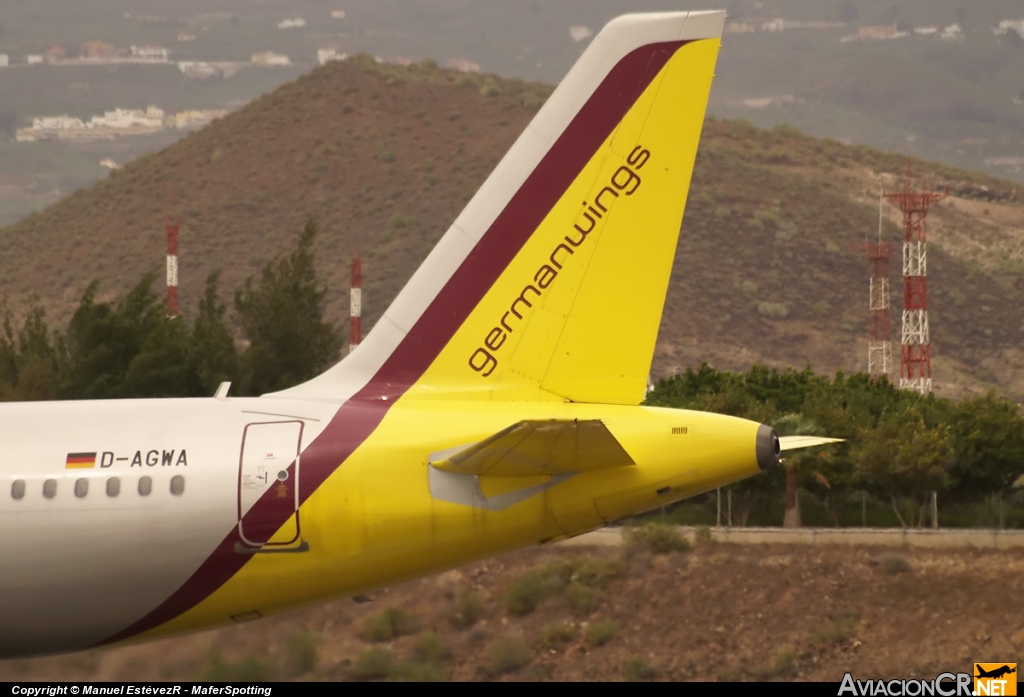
65,452,97,469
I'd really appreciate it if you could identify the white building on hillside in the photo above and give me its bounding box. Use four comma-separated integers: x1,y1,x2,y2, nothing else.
130,45,169,61
0,54,8,67
89,106,164,129
278,18,306,29
252,51,291,65
994,19,1024,38
941,24,963,40
318,48,348,65
33,115,85,130
27,55,43,64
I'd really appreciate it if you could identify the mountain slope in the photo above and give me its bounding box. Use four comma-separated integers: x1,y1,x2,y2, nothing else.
1,56,1023,399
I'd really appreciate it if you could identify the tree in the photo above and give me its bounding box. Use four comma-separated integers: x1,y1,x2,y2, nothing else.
795,372,897,526
852,407,953,527
948,392,1024,498
0,303,18,398
190,271,238,395
14,304,64,400
64,273,195,399
234,221,341,395
0,300,64,401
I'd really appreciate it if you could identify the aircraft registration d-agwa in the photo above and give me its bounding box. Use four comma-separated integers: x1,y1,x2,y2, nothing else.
0,11,838,658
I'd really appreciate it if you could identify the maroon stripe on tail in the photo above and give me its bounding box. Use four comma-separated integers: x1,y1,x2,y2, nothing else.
100,40,687,645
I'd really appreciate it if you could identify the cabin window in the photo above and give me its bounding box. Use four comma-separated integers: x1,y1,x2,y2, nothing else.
106,477,121,497
75,478,89,498
43,479,57,499
138,476,152,497
170,475,185,496
11,480,25,500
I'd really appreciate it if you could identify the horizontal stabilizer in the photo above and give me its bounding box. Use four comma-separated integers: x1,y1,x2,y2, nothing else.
779,436,844,451
429,420,635,477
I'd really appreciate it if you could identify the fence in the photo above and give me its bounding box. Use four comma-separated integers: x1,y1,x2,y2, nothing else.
559,525,1024,549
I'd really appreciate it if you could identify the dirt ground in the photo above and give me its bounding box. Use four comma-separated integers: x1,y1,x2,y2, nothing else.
2,539,1021,682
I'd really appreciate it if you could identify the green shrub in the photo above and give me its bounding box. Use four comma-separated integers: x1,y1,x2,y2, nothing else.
480,84,501,98
505,556,622,616
878,553,911,575
413,632,450,663
694,525,714,544
449,588,484,628
468,628,490,646
283,630,318,677
584,619,619,647
487,635,532,675
349,646,393,680
766,647,796,677
623,655,656,682
813,615,859,646
754,210,782,230
756,301,790,319
623,523,691,555
566,581,600,615
362,606,417,642
389,212,416,228
505,568,566,616
535,622,577,650
568,556,624,587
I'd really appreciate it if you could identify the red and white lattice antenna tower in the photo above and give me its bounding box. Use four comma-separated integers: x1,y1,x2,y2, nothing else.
166,219,180,317
864,179,893,381
884,162,947,394
349,255,361,353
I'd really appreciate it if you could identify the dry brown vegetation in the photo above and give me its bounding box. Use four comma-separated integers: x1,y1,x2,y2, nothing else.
2,55,1024,398
2,541,1021,681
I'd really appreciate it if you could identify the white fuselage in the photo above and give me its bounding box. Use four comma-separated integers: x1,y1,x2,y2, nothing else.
0,396,338,657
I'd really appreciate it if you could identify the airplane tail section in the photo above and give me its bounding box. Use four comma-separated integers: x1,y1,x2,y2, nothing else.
270,11,725,405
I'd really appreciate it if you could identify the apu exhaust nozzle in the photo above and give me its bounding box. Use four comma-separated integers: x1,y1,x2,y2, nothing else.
755,424,782,470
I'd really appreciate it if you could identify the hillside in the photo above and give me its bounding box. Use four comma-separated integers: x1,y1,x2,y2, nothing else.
2,56,1024,399
1,539,1021,681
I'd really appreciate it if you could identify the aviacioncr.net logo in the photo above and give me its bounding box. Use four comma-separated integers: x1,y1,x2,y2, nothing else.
839,672,973,696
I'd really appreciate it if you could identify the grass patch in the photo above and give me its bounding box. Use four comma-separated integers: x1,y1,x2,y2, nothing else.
535,622,577,651
362,606,418,643
623,655,657,682
449,588,484,629
623,522,691,555
505,556,623,616
487,634,532,676
584,619,619,647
